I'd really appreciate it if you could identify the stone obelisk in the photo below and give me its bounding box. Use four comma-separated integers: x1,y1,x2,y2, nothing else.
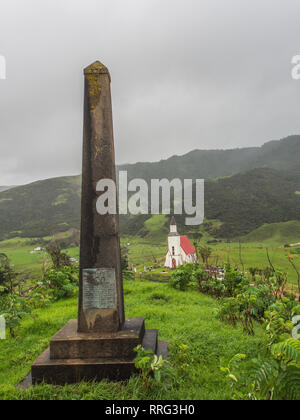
29,61,167,386
78,61,124,333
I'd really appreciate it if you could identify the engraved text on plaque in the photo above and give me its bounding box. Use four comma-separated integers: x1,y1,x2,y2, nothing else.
82,268,116,310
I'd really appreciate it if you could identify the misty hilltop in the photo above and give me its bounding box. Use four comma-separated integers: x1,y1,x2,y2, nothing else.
118,135,300,181
0,135,300,241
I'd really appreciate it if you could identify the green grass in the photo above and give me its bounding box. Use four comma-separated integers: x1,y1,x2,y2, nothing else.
122,235,300,287
240,220,300,245
0,238,45,281
0,237,79,282
1,233,300,288
212,242,300,289
144,215,169,241
122,236,167,270
0,280,267,400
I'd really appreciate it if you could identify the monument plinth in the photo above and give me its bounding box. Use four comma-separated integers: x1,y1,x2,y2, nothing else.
30,61,168,385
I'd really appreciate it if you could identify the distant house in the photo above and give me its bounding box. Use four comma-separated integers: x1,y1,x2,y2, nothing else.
30,247,45,254
165,217,198,269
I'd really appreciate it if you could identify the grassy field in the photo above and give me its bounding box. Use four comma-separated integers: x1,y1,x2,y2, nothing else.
0,279,267,400
211,243,300,290
1,233,300,290
122,237,300,288
0,237,79,282
0,227,298,400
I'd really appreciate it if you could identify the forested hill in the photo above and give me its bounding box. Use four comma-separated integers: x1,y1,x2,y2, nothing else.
118,135,300,181
119,168,300,239
0,186,15,193
0,176,81,240
1,167,300,240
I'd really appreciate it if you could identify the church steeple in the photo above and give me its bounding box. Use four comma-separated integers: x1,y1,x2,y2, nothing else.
170,216,178,234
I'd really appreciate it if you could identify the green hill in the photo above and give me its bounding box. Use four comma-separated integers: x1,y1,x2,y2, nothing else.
0,186,15,192
1,136,300,241
118,135,300,181
121,168,300,239
204,168,300,238
0,175,81,240
240,221,300,245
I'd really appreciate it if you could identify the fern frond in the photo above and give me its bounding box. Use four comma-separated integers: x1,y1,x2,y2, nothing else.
271,338,300,364
275,366,300,400
251,360,279,400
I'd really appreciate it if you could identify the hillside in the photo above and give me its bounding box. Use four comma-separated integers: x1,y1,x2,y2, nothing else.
1,167,300,241
118,135,300,181
0,176,81,240
204,168,300,238
0,186,15,193
120,168,300,239
1,135,300,241
240,221,300,245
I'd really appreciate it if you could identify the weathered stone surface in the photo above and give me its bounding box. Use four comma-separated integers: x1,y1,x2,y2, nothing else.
78,61,124,333
50,318,145,360
31,329,162,385
28,61,169,387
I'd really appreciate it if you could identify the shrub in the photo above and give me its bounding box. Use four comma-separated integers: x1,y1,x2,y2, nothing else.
221,338,300,400
134,345,169,389
43,265,78,300
223,265,249,297
46,241,71,269
0,293,30,338
170,264,194,291
0,253,17,294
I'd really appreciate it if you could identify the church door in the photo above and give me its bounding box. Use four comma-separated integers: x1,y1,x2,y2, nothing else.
172,258,177,269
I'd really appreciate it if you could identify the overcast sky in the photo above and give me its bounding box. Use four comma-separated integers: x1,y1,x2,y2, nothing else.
1,0,300,185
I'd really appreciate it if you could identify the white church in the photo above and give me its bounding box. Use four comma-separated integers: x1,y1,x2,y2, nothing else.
165,217,198,269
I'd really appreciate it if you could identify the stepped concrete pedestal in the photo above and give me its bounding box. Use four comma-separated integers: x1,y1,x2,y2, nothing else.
31,318,168,385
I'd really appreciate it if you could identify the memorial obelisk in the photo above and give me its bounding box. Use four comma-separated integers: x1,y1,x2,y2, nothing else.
78,61,124,333
30,61,167,385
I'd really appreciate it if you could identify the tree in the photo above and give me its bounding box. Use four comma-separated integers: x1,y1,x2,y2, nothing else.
121,247,129,271
198,246,212,266
0,253,17,294
46,241,71,269
286,254,300,301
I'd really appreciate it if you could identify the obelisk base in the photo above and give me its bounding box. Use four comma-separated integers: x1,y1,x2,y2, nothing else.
30,318,168,385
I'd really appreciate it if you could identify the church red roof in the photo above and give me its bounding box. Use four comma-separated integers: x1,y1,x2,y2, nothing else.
180,236,196,255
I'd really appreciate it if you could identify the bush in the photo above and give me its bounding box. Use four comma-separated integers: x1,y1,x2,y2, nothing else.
43,265,78,300
223,265,249,296
46,241,72,269
0,253,17,294
222,338,300,400
0,293,30,338
170,264,194,291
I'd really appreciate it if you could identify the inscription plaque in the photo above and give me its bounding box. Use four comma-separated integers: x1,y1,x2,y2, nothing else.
82,268,116,310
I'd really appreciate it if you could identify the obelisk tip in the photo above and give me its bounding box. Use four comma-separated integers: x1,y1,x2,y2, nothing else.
84,61,110,78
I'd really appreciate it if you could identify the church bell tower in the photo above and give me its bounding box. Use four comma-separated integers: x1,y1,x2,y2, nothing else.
168,217,180,268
